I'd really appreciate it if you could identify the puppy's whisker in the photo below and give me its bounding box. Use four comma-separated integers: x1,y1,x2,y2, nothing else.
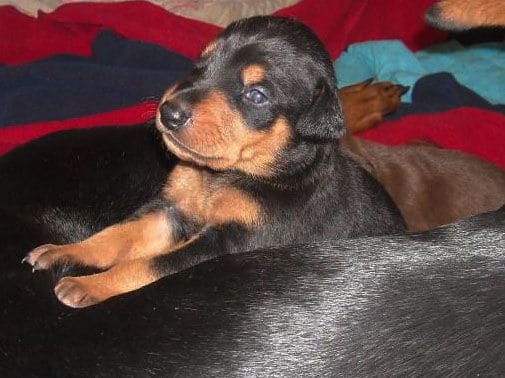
141,95,160,102
141,110,157,120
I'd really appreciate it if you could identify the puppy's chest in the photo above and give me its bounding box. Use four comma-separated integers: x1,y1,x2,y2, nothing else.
164,164,263,228
163,163,345,240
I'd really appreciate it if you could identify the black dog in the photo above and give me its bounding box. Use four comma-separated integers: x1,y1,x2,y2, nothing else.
1,125,505,375
21,16,404,308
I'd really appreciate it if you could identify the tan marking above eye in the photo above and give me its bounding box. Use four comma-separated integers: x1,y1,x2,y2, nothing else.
242,64,267,86
201,40,217,57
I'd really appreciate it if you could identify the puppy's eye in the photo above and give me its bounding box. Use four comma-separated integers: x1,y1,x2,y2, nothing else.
244,88,268,105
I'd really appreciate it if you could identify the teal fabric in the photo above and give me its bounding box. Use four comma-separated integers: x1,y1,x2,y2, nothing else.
334,40,505,104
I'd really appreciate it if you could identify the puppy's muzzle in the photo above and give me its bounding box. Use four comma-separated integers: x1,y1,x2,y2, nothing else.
159,101,192,131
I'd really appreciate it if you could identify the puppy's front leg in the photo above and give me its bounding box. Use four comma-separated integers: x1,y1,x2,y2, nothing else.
23,200,188,271
53,225,243,308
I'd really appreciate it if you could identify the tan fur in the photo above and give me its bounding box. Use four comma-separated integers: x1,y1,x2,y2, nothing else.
24,212,174,270
340,81,404,134
165,163,263,228
54,231,204,308
242,64,266,86
435,0,505,28
201,40,217,57
54,258,158,308
158,90,292,177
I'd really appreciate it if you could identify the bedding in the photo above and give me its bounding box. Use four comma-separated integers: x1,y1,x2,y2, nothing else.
336,39,505,104
65,0,301,26
0,0,61,16
1,0,300,25
1,0,504,172
0,30,192,126
389,72,505,119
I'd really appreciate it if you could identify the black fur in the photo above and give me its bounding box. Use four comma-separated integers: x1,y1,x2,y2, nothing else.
2,126,505,374
2,124,505,375
147,16,405,280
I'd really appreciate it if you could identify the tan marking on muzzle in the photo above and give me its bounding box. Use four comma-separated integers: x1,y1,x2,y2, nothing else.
161,90,292,177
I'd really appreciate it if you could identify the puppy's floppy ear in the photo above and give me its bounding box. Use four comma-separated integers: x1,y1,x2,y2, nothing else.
295,79,346,141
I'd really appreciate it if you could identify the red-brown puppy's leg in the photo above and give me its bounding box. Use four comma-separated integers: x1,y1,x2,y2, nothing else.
342,137,505,232
426,0,505,30
339,80,408,134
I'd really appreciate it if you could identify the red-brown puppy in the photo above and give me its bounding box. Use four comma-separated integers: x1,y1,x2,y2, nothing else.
338,77,505,232
342,137,505,232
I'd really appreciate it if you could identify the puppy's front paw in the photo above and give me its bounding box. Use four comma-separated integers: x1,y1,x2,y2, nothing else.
340,80,409,133
23,243,80,271
54,276,109,308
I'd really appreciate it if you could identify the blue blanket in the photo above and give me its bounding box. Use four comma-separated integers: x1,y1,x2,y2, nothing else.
0,30,193,127
335,40,505,104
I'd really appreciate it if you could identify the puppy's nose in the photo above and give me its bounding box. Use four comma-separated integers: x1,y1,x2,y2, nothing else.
159,102,191,131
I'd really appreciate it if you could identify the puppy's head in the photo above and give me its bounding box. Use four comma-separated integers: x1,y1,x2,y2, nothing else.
426,0,505,31
156,16,344,178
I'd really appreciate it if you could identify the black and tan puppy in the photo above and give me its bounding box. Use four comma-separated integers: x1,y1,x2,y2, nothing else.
22,16,404,307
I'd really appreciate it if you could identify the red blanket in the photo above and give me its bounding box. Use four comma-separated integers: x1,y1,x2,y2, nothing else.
1,0,504,168
0,0,444,64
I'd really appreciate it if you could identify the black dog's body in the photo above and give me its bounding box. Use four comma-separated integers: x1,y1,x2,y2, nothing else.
0,125,174,246
21,17,404,308
2,120,505,375
2,126,505,375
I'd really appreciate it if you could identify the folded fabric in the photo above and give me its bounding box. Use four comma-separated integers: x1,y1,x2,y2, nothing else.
128,0,301,27
0,30,193,126
0,0,61,17
335,39,505,104
0,3,220,65
0,0,445,65
388,72,505,120
276,0,445,58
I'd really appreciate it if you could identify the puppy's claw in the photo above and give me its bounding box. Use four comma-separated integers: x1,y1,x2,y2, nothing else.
32,262,42,272
23,243,74,271
23,244,57,268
